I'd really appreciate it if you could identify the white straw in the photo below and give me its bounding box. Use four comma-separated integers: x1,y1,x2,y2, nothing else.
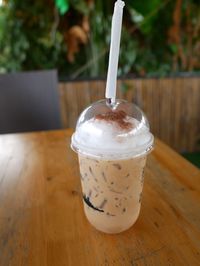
105,0,125,103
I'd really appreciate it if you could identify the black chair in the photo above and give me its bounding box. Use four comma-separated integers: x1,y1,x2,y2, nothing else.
0,70,62,134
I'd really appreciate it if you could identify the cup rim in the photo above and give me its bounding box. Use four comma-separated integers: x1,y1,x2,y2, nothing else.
71,133,154,160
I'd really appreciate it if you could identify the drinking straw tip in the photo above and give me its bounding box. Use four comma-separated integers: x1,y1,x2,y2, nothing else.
116,0,125,8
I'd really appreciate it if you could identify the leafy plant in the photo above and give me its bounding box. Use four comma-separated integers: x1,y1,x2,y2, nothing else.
0,0,67,73
0,0,199,77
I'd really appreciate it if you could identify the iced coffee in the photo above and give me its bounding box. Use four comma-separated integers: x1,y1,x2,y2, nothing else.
71,99,154,233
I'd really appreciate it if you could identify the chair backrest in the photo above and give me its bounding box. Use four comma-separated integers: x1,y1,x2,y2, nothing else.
0,70,62,134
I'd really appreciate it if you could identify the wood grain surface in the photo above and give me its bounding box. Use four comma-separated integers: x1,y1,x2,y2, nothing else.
0,129,200,266
59,77,200,152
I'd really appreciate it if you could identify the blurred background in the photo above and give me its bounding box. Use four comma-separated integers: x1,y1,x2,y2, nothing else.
0,0,200,78
0,0,200,166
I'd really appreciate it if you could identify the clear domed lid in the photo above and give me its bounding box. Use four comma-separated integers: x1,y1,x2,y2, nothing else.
71,99,154,159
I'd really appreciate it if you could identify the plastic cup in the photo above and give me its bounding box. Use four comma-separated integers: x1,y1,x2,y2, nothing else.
71,99,154,234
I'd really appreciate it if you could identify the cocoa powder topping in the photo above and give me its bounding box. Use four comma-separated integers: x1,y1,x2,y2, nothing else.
95,110,133,130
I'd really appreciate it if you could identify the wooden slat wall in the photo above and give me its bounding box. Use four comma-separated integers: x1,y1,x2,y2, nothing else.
59,77,200,152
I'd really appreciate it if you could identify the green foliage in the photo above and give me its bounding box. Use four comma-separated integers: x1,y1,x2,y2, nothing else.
0,5,29,72
0,0,67,73
69,0,91,15
118,28,138,76
0,0,199,77
55,0,69,15
127,0,163,34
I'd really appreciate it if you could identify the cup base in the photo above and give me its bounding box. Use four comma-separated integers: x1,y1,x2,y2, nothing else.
84,206,140,234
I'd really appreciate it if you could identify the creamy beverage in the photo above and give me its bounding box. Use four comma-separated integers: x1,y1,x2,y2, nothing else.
79,154,146,233
71,100,154,233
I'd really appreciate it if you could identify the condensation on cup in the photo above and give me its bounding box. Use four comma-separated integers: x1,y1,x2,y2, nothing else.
71,99,154,234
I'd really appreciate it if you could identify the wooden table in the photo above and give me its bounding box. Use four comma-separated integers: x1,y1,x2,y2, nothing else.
0,129,200,266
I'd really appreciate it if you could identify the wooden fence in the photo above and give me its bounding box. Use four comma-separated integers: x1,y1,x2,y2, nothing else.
59,77,200,153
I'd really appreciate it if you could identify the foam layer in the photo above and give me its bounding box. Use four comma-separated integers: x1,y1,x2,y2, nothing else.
72,115,153,158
